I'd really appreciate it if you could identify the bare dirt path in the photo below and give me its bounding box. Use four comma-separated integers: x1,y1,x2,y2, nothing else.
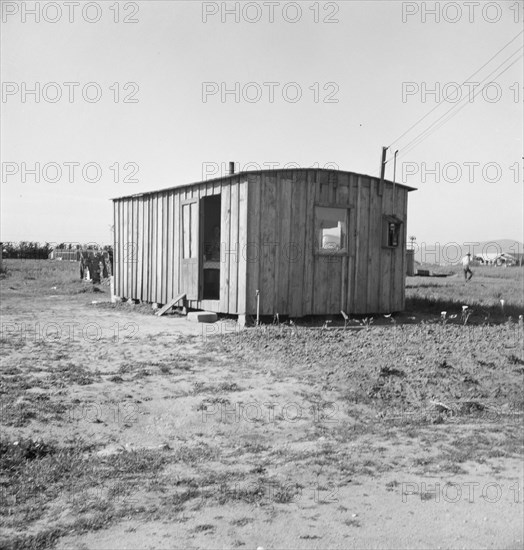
1,271,523,549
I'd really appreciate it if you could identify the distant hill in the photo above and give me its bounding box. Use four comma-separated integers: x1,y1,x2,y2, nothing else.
479,239,524,252
413,239,524,265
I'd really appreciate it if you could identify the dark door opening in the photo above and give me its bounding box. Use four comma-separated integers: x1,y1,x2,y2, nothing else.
201,195,221,300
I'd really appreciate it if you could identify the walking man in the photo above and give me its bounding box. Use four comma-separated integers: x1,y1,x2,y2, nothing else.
462,252,473,281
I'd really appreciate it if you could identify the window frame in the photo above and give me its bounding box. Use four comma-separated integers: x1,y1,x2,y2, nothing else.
314,204,350,256
181,199,198,260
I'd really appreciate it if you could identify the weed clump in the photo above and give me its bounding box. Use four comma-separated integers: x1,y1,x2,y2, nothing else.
0,437,57,463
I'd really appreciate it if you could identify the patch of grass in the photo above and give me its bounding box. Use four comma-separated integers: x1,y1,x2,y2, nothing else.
118,356,197,377
0,526,64,550
243,442,270,454
193,524,215,533
406,267,523,321
172,442,220,464
0,390,68,427
192,381,243,395
92,301,157,316
230,517,253,527
343,518,361,528
0,437,58,462
385,480,400,491
197,397,231,413
48,363,101,387
212,477,301,505
2,256,523,547
0,435,176,547
507,354,524,366
0,259,108,297
379,366,405,377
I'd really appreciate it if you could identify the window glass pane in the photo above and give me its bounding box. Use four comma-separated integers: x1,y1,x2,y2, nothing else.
316,207,347,251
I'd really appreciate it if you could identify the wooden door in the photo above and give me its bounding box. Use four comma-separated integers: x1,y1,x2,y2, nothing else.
180,199,199,300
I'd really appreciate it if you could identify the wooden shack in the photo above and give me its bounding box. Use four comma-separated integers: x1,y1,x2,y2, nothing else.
112,168,415,322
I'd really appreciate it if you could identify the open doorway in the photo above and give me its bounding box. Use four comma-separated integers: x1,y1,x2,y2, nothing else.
201,195,221,300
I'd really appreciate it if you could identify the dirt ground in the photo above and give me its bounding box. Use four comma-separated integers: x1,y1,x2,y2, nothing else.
1,260,523,549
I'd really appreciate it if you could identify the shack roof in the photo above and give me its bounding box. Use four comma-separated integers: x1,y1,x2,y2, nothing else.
112,167,417,201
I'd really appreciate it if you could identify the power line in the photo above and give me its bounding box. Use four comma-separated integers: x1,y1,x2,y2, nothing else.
388,30,524,151
397,47,523,157
397,52,523,159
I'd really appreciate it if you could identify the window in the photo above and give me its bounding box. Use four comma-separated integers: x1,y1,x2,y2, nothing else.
315,207,347,253
383,215,402,248
182,202,198,259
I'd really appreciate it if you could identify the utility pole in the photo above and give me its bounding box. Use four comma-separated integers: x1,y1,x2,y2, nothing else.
393,150,399,183
379,146,388,197
380,146,388,181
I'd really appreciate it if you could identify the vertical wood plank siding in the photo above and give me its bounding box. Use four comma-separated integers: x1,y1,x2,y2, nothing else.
219,183,232,313
245,170,410,316
113,170,411,316
113,177,249,314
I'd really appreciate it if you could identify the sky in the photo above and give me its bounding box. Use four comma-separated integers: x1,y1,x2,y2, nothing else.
1,0,523,249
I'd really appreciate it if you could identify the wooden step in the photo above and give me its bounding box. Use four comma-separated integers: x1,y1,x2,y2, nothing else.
187,311,218,323
155,293,186,317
